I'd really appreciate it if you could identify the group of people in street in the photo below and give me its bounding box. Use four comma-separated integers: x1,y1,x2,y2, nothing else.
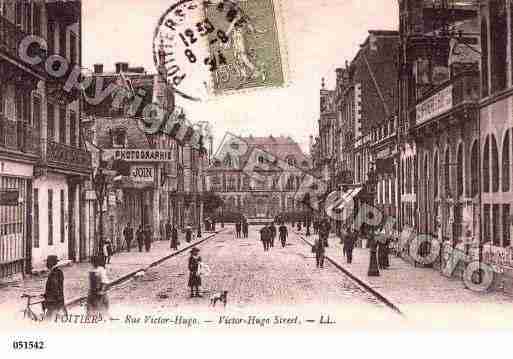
235,219,249,238
122,223,154,253
204,218,217,232
259,222,288,251
122,221,198,254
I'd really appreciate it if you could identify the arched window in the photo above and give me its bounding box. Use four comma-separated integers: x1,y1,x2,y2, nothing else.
491,135,499,192
483,136,490,193
470,142,479,197
457,144,464,197
503,131,510,192
433,151,439,198
444,148,450,196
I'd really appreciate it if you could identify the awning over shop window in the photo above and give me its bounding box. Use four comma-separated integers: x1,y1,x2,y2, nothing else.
335,187,362,211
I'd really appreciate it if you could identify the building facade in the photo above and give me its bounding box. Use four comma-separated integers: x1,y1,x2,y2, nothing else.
82,61,209,250
208,136,311,220
1,0,91,277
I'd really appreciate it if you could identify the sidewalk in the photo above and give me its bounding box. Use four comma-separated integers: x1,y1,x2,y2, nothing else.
295,231,513,313
0,231,220,310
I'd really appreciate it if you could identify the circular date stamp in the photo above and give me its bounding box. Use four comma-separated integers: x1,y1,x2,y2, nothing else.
153,0,248,101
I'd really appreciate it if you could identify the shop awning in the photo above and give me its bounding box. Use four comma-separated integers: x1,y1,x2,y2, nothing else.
335,186,362,211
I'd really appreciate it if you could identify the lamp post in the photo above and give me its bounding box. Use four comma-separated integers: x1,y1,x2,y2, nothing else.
366,161,380,277
93,168,107,255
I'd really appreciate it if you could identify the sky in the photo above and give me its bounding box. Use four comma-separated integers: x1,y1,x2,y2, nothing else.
82,0,398,152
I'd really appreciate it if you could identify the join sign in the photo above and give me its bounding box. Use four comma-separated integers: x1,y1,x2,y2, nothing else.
130,165,155,183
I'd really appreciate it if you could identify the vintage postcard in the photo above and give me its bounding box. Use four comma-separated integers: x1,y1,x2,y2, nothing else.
1,0,513,356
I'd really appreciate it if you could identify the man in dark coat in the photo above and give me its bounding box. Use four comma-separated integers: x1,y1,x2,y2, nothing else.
279,223,288,248
136,225,144,252
185,225,193,243
314,237,325,268
43,255,66,321
123,223,134,252
243,220,249,238
171,225,179,250
269,222,277,248
144,225,152,252
165,221,172,241
235,221,241,238
344,230,356,264
260,226,270,251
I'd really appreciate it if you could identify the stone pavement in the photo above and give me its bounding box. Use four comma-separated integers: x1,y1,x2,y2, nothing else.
294,230,513,317
0,231,219,313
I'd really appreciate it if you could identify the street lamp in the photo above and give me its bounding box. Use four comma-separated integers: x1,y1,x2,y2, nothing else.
93,168,108,255
366,161,380,277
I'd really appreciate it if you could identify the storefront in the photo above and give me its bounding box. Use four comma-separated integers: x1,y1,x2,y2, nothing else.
0,162,31,278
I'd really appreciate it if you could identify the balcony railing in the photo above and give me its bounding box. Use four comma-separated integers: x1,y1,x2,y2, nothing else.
46,140,92,171
0,115,41,156
415,71,479,127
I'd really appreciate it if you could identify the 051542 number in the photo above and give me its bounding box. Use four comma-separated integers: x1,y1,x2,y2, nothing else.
12,341,45,350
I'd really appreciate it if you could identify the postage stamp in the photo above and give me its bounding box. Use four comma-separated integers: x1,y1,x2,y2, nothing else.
152,0,286,101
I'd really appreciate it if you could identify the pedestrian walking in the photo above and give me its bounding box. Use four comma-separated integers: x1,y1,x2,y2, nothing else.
87,255,110,318
170,225,179,250
144,225,152,252
185,225,193,243
260,225,270,252
165,221,172,241
297,221,302,232
102,239,113,264
188,248,202,298
212,220,216,232
136,225,144,252
269,222,277,248
243,220,249,238
344,230,355,264
377,233,390,269
43,255,66,321
235,221,241,238
314,237,325,268
279,223,288,248
123,223,134,252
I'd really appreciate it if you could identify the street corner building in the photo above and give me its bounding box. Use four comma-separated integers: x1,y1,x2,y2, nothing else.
207,135,312,224
0,0,90,278
81,59,211,251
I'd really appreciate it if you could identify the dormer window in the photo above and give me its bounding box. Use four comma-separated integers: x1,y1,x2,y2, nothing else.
286,156,296,167
111,128,127,148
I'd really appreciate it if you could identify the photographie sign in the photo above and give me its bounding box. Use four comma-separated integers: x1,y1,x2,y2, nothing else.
111,149,173,162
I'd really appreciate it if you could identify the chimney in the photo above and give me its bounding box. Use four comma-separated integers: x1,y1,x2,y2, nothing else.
93,63,103,74
115,62,123,73
121,62,129,72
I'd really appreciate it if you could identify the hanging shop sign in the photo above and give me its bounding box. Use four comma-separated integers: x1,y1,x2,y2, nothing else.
130,165,155,183
416,84,453,126
106,149,173,162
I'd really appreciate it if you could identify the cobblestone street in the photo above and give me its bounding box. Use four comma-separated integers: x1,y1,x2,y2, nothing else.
89,225,401,329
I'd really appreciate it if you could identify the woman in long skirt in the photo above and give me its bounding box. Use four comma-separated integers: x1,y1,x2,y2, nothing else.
188,248,202,297
87,255,110,319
